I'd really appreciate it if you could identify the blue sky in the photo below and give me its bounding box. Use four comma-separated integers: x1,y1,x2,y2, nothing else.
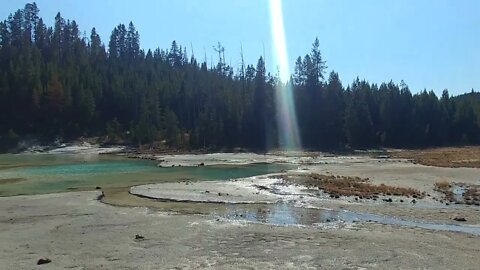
1,0,479,95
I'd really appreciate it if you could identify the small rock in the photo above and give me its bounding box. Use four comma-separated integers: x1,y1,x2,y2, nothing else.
199,162,205,166
218,192,222,196
37,258,51,265
383,198,393,203
95,186,101,190
453,217,467,222
135,234,145,240
411,199,416,204
97,191,105,201
205,190,210,194
399,199,404,203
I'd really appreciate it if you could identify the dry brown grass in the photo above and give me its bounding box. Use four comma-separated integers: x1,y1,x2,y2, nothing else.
434,180,454,202
389,147,480,168
434,180,452,191
434,180,480,206
284,173,425,199
464,185,480,206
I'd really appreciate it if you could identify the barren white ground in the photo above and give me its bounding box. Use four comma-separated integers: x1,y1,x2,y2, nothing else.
130,175,284,204
2,152,480,269
1,191,480,269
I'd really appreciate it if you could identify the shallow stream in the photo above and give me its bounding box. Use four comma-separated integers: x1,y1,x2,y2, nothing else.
222,203,480,235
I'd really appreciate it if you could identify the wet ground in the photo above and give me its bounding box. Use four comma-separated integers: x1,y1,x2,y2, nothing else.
121,175,480,236
1,151,480,268
2,191,480,269
2,151,476,236
221,203,480,235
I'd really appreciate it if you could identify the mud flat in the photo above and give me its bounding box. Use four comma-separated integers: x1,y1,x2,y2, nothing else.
152,152,299,167
1,191,480,269
128,171,480,226
129,175,283,204
2,151,480,269
149,152,379,167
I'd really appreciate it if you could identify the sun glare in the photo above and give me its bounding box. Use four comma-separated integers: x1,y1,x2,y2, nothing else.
269,0,302,150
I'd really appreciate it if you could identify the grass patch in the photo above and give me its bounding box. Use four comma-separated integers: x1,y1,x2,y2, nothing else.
283,173,425,199
434,180,455,202
464,186,480,205
389,147,480,168
434,180,480,206
434,180,451,190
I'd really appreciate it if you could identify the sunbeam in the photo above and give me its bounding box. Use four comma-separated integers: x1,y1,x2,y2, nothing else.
269,0,302,150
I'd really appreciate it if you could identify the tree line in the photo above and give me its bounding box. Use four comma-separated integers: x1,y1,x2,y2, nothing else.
0,3,479,151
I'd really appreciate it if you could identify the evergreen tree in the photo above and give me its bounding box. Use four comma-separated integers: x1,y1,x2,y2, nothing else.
1,2,479,151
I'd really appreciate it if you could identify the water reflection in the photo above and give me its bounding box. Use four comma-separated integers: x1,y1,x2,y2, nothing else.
222,203,480,236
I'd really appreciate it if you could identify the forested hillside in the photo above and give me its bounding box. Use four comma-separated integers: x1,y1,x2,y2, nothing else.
1,3,479,151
